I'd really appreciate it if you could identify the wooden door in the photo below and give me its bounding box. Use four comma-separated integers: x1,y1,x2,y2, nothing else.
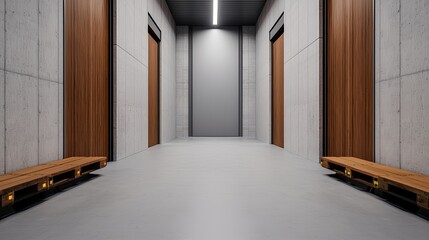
148,34,159,147
65,0,109,158
327,0,373,161
272,34,284,148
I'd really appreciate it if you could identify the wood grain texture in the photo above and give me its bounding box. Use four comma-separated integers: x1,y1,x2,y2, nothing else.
272,34,284,148
65,0,109,158
327,0,374,161
148,34,159,147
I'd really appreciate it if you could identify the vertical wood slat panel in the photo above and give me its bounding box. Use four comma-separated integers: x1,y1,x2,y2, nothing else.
272,34,284,148
351,0,374,161
65,0,109,158
327,0,374,161
148,35,159,147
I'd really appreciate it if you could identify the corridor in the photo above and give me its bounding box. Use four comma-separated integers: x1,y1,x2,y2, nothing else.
1,139,428,240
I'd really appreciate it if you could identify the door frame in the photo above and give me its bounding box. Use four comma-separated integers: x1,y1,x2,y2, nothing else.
269,13,284,146
322,0,376,159
148,14,161,146
63,0,114,160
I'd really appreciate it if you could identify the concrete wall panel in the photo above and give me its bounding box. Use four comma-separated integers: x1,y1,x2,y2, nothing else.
39,79,59,164
379,79,401,168
400,71,429,175
5,72,38,172
39,0,59,82
0,0,4,69
376,0,429,175
5,0,38,77
0,70,4,174
114,0,175,160
400,0,429,75
257,0,322,162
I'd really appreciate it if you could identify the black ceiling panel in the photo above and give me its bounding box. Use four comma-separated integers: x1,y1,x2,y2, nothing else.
166,0,266,26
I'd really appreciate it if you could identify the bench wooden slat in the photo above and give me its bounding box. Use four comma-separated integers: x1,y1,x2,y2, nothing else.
0,174,47,194
45,157,87,166
11,164,59,176
340,157,414,176
0,174,19,183
69,156,106,167
32,164,79,177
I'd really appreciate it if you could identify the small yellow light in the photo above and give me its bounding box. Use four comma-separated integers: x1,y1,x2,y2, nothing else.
103,161,107,167
373,179,379,187
50,179,54,185
8,194,13,201
77,170,81,176
42,182,47,188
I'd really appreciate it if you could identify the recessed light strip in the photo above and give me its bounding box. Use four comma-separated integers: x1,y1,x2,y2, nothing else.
213,0,218,25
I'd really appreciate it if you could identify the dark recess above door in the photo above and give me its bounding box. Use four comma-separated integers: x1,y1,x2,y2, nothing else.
165,0,266,26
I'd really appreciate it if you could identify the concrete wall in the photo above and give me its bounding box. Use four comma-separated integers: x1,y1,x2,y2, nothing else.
256,0,323,162
114,0,176,161
242,26,257,138
0,0,63,174
375,0,429,175
175,26,189,138
175,26,256,139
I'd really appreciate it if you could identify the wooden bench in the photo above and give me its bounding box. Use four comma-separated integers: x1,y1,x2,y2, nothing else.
321,157,429,210
1,157,107,208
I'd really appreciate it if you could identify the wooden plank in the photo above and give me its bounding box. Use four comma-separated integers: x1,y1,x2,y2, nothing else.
339,157,413,176
47,157,103,166
68,156,106,167
272,33,284,148
327,0,374,161
11,164,58,175
65,0,109,158
148,33,159,147
46,157,86,166
0,174,19,183
33,164,79,177
0,174,47,194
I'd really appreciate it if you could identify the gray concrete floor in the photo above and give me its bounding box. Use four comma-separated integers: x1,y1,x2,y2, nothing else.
0,138,429,240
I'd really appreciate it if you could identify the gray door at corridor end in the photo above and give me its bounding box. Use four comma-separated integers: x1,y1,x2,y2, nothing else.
191,27,240,137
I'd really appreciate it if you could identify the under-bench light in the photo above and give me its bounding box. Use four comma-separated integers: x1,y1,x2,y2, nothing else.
213,0,218,25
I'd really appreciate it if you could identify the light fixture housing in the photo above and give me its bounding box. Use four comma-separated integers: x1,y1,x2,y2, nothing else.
213,0,218,25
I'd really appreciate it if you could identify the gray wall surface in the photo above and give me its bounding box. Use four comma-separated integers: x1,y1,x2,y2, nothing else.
114,0,176,161
256,0,322,162
192,28,240,137
175,26,256,139
0,0,63,174
375,0,429,175
242,26,257,139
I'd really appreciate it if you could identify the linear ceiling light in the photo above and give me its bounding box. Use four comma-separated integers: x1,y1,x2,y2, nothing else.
213,0,218,25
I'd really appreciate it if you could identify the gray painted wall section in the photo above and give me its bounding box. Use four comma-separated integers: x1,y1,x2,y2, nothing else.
114,0,176,161
0,0,63,174
375,0,429,175
256,0,322,162
192,28,240,137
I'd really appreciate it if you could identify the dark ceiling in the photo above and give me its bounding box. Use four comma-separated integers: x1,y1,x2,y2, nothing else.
165,0,266,26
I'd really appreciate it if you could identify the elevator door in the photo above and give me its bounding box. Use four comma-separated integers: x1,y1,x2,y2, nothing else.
65,0,109,158
191,28,240,137
148,34,159,147
327,0,374,161
272,34,284,148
